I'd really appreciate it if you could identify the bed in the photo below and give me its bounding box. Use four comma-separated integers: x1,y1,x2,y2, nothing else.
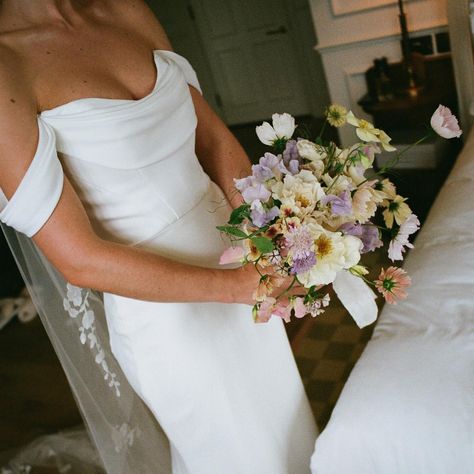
311,2,474,472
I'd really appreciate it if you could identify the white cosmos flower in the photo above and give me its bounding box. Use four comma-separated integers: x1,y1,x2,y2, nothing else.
297,226,361,287
256,113,296,145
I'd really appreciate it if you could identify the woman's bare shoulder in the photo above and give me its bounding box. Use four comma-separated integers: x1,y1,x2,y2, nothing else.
0,45,35,114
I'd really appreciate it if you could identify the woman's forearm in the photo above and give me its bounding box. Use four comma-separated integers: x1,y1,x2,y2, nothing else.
70,238,239,303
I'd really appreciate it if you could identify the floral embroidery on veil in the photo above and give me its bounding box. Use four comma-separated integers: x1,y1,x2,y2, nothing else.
63,283,121,397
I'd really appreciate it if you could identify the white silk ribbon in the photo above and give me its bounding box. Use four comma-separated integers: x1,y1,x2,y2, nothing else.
333,271,378,328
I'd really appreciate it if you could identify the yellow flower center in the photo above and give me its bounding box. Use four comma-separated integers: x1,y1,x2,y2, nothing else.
296,194,310,208
358,119,371,130
315,235,333,259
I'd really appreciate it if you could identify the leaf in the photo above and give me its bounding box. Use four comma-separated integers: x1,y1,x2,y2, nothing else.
228,204,250,225
251,236,274,254
216,225,248,239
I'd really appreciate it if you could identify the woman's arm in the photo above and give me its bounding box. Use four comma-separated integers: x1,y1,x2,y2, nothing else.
192,89,252,208
0,52,259,305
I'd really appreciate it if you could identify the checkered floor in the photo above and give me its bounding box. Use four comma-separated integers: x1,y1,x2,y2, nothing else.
291,245,389,430
293,300,375,430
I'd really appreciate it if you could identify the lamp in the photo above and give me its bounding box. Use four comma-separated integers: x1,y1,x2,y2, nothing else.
398,0,422,97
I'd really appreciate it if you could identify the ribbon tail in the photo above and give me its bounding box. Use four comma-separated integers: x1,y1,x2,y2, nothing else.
333,271,378,328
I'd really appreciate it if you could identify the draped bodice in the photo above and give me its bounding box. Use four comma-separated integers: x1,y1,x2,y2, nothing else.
1,51,212,244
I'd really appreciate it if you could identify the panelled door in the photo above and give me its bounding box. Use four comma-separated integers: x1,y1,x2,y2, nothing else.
192,0,312,124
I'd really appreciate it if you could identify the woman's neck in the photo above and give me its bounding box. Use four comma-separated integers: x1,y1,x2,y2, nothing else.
0,0,84,27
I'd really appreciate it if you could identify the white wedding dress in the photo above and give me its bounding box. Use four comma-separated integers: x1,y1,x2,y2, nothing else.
0,50,317,473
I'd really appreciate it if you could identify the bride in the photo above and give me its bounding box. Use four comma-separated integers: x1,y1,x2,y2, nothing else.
0,0,317,472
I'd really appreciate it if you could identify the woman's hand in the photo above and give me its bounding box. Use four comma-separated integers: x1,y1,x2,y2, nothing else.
227,264,304,306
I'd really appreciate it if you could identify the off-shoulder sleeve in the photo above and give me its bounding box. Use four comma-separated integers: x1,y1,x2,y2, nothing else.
0,118,64,237
159,50,202,94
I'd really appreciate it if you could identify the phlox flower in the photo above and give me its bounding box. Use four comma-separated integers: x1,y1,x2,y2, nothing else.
375,266,411,304
383,195,412,229
388,213,420,261
430,105,462,139
256,113,296,146
306,294,330,317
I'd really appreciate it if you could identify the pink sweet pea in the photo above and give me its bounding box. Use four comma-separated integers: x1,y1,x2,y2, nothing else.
293,297,308,319
430,105,462,139
219,247,245,265
254,297,277,323
273,301,293,323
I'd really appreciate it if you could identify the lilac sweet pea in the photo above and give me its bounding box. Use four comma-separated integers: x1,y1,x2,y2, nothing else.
250,201,279,227
234,176,271,204
282,140,301,175
252,153,284,182
322,191,352,216
340,222,382,253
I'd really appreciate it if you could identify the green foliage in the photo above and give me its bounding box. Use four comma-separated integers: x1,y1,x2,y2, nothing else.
228,204,250,225
216,225,248,239
250,236,274,254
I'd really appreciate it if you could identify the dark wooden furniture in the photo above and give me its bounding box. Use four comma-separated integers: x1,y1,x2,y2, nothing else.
358,53,458,133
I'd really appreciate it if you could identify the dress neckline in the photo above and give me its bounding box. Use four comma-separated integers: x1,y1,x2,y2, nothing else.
39,49,164,117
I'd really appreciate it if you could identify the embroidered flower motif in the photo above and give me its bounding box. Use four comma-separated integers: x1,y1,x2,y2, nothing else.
63,283,121,397
112,423,142,453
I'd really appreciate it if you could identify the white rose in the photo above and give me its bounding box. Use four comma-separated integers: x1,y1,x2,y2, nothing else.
272,170,325,215
298,227,347,286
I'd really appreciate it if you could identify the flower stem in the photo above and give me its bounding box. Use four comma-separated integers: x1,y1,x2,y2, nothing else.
378,130,435,174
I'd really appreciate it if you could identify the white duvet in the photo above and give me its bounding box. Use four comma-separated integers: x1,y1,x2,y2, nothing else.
311,130,474,473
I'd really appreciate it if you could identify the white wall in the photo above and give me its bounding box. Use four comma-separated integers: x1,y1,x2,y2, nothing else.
309,0,448,146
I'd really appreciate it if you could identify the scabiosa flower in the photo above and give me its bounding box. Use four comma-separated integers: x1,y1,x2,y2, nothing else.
375,266,411,304
285,224,314,260
383,195,412,228
326,104,347,127
388,213,420,261
291,252,317,274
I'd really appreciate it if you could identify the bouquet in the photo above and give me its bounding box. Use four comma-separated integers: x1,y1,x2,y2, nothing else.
218,104,462,327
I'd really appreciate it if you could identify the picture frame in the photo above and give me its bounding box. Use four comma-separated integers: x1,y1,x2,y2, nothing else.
330,0,408,16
